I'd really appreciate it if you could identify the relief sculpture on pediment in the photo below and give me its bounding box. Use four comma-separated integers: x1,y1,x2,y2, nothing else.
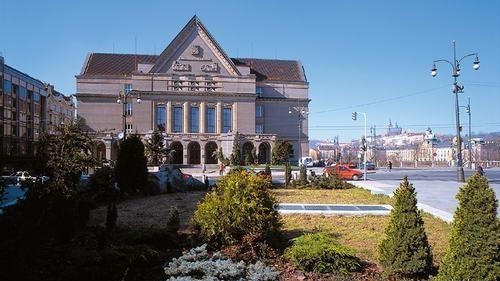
201,62,218,73
173,60,191,71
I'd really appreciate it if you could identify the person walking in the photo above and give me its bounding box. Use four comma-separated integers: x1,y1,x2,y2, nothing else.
219,163,224,176
476,164,484,176
388,161,393,172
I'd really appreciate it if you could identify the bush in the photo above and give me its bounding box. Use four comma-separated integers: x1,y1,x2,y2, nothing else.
192,170,281,247
285,233,361,274
295,174,355,190
166,207,180,233
284,163,292,188
436,174,500,281
378,176,433,279
271,140,294,165
298,164,308,185
89,166,114,202
163,244,279,280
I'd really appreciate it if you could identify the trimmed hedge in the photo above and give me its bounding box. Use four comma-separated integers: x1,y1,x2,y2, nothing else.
285,233,361,274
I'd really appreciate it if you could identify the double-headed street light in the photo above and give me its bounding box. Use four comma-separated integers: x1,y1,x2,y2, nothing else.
116,88,142,139
431,40,480,182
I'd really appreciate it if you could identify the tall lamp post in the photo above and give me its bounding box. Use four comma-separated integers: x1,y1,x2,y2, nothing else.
459,98,473,168
289,102,309,165
431,41,480,182
352,111,367,181
116,89,142,139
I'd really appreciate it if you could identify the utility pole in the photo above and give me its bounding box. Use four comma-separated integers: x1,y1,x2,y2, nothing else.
352,112,367,181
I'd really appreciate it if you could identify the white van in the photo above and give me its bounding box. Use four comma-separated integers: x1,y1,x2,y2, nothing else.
300,157,314,167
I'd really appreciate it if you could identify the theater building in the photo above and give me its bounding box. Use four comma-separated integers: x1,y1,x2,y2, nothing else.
76,16,309,165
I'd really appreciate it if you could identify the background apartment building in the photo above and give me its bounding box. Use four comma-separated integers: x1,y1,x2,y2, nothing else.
76,16,310,165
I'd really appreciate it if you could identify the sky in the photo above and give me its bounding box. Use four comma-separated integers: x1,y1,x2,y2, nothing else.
1,0,499,142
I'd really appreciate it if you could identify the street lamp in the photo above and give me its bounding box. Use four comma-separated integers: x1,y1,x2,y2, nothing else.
460,97,472,169
289,101,308,166
431,40,480,182
352,111,367,181
116,89,142,139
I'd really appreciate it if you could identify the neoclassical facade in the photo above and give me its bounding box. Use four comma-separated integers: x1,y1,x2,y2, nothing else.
76,16,309,165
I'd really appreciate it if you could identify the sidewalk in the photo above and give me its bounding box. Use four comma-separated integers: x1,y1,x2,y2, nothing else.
350,180,458,222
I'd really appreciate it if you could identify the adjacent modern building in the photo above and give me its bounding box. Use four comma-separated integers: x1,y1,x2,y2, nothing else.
76,16,310,165
1,55,48,159
0,55,74,165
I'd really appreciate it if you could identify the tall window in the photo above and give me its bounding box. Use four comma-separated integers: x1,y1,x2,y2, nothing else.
156,106,166,131
126,123,133,133
3,80,12,94
190,107,199,133
256,124,264,134
19,87,27,100
173,107,183,133
256,105,264,117
223,108,232,133
206,107,216,133
124,83,133,94
125,103,133,115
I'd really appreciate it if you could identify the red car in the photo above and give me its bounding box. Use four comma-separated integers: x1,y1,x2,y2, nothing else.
323,164,363,181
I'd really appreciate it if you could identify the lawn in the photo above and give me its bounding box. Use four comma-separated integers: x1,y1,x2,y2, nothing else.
274,188,452,266
281,214,451,265
271,187,393,205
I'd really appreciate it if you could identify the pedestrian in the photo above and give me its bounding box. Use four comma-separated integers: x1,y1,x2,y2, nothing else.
202,163,206,174
219,163,224,176
476,164,484,176
388,161,393,172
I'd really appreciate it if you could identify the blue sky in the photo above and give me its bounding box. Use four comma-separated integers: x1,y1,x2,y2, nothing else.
1,0,499,141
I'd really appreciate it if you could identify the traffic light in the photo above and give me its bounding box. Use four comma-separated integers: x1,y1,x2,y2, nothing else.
352,112,357,120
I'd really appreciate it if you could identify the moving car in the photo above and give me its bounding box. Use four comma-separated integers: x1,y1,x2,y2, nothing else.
358,162,376,170
323,164,363,181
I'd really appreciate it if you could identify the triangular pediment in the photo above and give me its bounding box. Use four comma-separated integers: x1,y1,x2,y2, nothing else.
151,16,241,76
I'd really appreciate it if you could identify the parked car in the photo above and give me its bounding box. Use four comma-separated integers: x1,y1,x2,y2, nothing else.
300,157,314,167
358,162,376,170
11,171,35,184
323,164,363,181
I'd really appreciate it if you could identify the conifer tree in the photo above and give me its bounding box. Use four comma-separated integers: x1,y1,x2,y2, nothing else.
230,132,241,166
378,176,433,279
145,130,169,165
436,173,500,281
115,134,148,194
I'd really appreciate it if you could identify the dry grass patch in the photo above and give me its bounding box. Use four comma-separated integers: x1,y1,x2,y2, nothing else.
271,188,392,205
89,191,206,230
281,213,451,265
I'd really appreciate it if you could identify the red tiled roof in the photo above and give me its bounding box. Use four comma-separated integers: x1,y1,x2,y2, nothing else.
80,53,307,82
81,53,158,76
232,58,307,83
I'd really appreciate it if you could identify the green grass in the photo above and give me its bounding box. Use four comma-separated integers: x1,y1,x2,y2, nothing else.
281,214,451,265
271,188,393,205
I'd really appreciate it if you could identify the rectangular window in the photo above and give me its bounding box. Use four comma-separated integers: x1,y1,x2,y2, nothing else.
256,124,264,134
155,106,166,131
33,92,41,103
3,80,11,94
173,107,183,133
223,108,232,133
124,83,133,95
256,105,264,117
190,107,199,133
206,107,216,133
19,87,27,100
126,103,133,116
256,87,263,96
126,123,133,133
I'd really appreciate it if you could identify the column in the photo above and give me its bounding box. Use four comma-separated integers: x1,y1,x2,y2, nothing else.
216,101,222,134
166,101,172,133
200,101,206,134
183,101,189,134
232,102,238,132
